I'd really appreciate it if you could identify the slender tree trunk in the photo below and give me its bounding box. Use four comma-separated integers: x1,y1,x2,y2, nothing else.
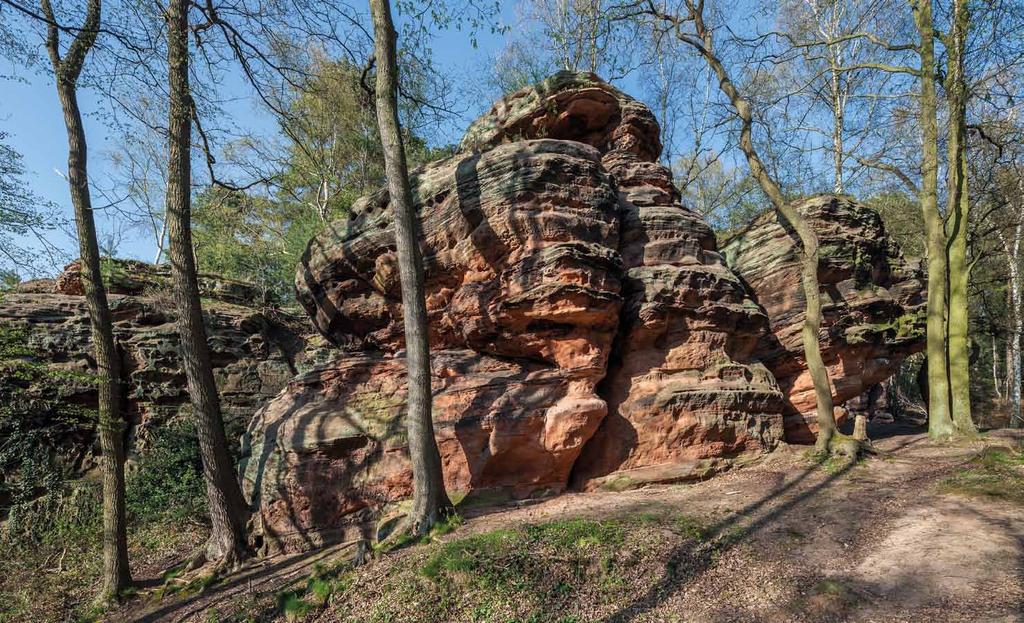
667,1,837,451
829,42,845,195
992,333,1001,401
832,88,844,195
1001,221,1023,428
154,216,167,264
164,0,251,566
1007,342,1013,406
914,0,954,438
368,0,453,535
40,0,131,602
944,0,975,436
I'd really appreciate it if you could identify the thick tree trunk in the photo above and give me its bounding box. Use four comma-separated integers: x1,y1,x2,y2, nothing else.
675,3,837,452
914,0,954,438
41,0,131,602
368,0,453,535
164,0,251,565
944,0,975,436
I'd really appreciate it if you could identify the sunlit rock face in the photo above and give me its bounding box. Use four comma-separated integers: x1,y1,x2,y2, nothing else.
296,138,623,372
243,74,923,554
722,195,927,443
246,73,786,554
240,351,604,553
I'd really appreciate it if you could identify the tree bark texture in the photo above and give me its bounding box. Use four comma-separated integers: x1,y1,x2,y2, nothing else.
41,0,131,601
914,0,954,437
368,0,453,534
164,0,251,564
944,0,976,436
1000,218,1023,428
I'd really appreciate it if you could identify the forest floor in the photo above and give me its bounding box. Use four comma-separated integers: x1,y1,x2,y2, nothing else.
109,422,1024,623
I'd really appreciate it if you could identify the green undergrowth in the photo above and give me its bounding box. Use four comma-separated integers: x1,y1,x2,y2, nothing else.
276,558,357,621
0,418,208,622
374,511,466,555
294,511,716,623
939,445,1024,506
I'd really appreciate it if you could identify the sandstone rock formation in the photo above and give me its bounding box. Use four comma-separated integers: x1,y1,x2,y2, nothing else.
245,73,787,553
722,195,927,443
0,260,319,465
243,73,926,554
241,350,603,552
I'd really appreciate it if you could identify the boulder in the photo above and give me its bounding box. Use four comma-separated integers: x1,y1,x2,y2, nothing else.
722,195,927,443
244,75,927,553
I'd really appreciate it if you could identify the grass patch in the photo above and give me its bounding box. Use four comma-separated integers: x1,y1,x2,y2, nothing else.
672,514,709,541
415,517,629,618
323,512,718,623
274,557,356,620
939,446,1024,506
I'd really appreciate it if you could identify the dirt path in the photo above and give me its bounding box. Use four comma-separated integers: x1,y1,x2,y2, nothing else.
113,426,1024,622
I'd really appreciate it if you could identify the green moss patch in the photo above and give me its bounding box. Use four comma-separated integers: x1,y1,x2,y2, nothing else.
939,446,1024,506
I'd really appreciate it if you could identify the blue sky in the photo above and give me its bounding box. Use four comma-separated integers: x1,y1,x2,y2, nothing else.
0,2,519,274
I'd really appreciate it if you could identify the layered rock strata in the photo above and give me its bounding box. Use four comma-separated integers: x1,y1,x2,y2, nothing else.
0,260,318,459
722,195,927,442
245,73,789,552
243,74,926,553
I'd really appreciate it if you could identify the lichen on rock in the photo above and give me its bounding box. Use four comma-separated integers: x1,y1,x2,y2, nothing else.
722,194,927,443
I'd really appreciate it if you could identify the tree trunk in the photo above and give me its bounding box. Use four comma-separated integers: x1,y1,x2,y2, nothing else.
914,0,954,438
40,0,131,602
852,415,868,441
164,0,251,566
917,357,930,412
944,0,975,436
368,0,453,535
829,43,845,195
991,333,1001,401
675,3,837,452
1001,220,1023,428
1007,342,1014,409
154,216,168,264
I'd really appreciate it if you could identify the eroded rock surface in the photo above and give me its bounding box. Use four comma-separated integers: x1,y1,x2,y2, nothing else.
722,195,927,443
245,74,924,553
241,351,604,553
0,260,319,462
245,73,784,552
296,138,623,372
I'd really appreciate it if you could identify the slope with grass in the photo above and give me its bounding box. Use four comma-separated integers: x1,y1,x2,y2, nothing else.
109,424,1024,623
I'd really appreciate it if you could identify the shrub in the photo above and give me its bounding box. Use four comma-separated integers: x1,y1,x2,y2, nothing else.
0,327,97,521
126,419,207,524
